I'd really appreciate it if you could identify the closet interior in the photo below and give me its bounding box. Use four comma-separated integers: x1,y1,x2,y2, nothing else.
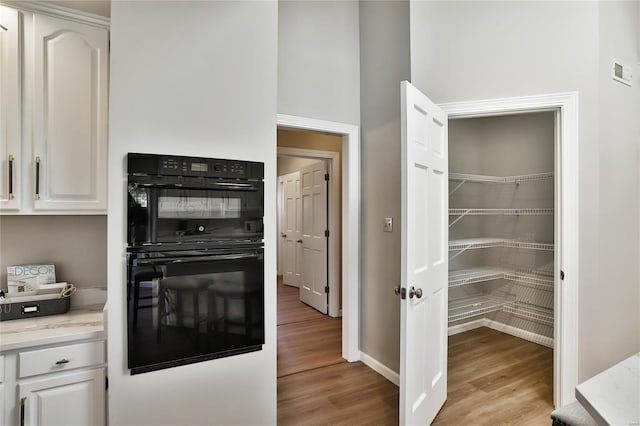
447,111,556,348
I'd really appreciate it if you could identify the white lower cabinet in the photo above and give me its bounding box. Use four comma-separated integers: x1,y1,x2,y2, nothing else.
1,339,106,426
19,368,105,426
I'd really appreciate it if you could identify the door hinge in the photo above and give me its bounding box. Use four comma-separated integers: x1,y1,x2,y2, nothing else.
324,173,329,181
325,286,329,293
324,230,329,238
560,270,565,280
105,376,109,390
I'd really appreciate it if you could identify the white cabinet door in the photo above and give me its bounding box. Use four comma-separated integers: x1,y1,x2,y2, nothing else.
299,161,328,314
400,81,448,425
31,13,108,211
0,6,20,210
19,368,105,426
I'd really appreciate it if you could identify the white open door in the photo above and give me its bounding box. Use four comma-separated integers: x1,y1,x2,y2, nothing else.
299,161,328,314
400,81,448,425
282,171,302,287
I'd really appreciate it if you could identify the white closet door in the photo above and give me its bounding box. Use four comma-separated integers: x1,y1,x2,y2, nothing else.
400,81,449,425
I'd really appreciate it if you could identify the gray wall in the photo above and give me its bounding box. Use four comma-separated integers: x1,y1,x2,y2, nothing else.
0,216,107,289
410,0,639,380
594,0,640,374
278,0,360,125
358,1,410,371
107,1,277,424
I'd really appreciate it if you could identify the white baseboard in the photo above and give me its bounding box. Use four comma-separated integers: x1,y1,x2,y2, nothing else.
448,318,553,348
359,351,399,387
448,318,485,336
483,319,554,348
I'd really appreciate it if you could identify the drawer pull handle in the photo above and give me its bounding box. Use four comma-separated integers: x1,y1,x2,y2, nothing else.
55,358,70,365
20,397,26,426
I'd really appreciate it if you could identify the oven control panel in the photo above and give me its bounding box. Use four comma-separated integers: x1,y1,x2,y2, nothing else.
128,153,263,180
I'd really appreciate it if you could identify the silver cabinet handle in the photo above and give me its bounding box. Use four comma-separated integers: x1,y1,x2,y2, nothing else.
55,358,70,365
20,397,26,426
8,154,14,200
35,156,41,200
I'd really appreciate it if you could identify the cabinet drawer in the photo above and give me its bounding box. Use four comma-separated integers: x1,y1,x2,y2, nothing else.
19,340,105,378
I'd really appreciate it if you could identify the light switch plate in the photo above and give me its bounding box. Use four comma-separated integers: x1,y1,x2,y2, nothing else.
384,217,393,232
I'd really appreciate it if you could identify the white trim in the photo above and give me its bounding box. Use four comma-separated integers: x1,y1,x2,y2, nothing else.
276,176,285,277
1,1,110,28
447,319,485,336
439,92,579,408
448,319,553,348
277,147,340,313
277,114,360,362
360,351,399,387
484,320,554,349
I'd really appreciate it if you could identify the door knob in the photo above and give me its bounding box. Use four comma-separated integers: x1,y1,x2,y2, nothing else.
297,239,303,243
282,233,287,238
394,285,401,295
408,286,423,299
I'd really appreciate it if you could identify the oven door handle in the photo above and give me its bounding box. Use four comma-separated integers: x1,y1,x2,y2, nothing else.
136,182,259,191
137,253,260,265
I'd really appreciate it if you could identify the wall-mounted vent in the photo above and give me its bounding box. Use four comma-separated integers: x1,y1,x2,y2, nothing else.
613,60,633,86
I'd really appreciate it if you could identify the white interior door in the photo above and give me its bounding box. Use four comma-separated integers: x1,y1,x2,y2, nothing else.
282,171,302,287
299,161,328,314
400,81,448,425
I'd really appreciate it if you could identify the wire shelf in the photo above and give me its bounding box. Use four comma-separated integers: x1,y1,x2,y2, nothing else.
503,270,554,289
503,240,555,251
448,238,554,254
448,296,509,322
448,268,505,287
449,172,554,184
448,268,555,289
449,208,554,216
449,238,505,251
502,301,554,325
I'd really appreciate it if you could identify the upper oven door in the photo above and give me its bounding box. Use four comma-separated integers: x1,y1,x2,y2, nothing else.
128,179,264,246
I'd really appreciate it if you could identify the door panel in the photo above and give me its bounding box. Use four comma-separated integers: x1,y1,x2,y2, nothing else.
400,81,448,425
282,171,301,287
0,6,20,210
299,161,328,314
31,13,108,210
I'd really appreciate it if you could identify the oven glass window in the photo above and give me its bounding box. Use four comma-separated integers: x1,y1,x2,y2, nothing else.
158,196,241,219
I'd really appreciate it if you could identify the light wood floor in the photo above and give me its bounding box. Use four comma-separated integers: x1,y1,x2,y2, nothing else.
276,278,553,425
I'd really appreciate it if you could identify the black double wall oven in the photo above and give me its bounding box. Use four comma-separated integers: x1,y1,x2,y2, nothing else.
126,153,264,374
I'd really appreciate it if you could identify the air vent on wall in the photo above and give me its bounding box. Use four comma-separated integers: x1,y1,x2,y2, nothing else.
613,60,633,86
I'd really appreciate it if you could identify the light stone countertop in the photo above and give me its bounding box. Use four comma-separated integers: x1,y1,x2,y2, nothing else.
0,304,105,352
576,352,640,426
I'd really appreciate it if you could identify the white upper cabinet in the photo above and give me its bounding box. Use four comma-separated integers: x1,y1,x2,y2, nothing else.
0,5,109,214
30,13,108,211
0,6,21,210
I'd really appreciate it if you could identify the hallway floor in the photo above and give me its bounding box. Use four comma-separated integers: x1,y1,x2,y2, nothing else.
276,278,553,425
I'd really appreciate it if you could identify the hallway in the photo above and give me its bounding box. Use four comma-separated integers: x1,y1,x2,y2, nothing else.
276,278,399,425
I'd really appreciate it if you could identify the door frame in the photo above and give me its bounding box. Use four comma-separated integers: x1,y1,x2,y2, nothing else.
278,151,337,313
277,114,360,362
438,92,579,408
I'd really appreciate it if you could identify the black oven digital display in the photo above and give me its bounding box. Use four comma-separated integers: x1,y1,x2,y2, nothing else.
126,153,265,375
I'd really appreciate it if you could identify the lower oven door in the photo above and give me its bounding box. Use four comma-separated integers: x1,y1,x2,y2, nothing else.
126,247,264,374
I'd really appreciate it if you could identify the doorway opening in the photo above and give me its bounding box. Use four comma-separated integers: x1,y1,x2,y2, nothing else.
438,93,579,412
276,114,361,362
